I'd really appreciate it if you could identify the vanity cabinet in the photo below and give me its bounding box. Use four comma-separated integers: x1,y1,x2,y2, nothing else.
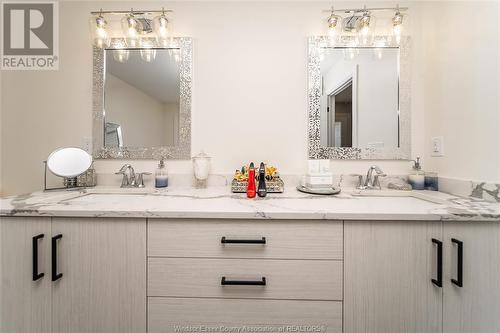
442,222,500,333
147,219,344,333
0,217,146,333
343,221,443,333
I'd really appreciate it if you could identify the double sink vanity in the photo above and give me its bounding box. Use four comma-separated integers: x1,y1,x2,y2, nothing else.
1,11,500,333
1,186,500,333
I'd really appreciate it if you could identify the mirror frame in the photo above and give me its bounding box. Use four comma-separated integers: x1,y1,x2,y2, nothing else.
92,37,192,159
307,36,411,160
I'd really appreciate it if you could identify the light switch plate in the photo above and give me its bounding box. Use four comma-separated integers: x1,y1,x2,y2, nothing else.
431,136,444,157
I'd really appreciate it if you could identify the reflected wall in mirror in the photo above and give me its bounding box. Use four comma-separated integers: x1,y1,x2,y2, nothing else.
321,48,399,149
93,37,192,159
308,36,410,160
104,49,180,148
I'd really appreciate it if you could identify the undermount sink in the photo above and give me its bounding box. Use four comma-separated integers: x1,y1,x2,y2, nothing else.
350,190,446,205
64,193,154,205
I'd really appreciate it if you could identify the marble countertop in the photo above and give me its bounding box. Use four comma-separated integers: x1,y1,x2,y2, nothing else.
1,186,499,221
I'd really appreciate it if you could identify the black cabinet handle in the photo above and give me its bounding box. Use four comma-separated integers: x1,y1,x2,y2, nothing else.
32,234,44,281
451,238,463,287
431,238,442,288
51,234,63,282
221,276,266,286
221,237,266,244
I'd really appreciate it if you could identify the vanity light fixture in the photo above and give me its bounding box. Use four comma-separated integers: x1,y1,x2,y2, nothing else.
90,10,110,48
90,8,174,49
322,4,407,46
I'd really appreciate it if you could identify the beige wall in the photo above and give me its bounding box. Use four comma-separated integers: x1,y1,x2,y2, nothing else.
106,74,172,148
1,1,499,196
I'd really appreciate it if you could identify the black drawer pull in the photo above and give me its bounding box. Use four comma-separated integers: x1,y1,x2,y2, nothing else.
52,234,63,282
32,234,44,281
431,238,442,288
221,237,266,244
221,277,266,286
451,238,463,287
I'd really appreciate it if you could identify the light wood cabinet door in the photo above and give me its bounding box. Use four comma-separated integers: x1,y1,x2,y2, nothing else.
51,217,146,333
443,222,500,333
344,221,443,333
0,217,52,333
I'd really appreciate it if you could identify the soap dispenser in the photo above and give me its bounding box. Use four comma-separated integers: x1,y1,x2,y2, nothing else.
155,158,168,188
408,157,425,190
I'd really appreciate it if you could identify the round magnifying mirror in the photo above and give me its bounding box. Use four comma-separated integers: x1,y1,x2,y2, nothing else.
47,147,93,178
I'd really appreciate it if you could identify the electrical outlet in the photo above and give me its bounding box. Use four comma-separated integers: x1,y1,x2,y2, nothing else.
82,137,92,154
431,136,444,157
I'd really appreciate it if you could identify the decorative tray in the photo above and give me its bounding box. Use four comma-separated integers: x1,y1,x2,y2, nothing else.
231,178,284,193
296,185,341,195
231,164,284,193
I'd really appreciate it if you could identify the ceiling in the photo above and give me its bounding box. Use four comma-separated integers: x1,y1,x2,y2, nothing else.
106,49,180,104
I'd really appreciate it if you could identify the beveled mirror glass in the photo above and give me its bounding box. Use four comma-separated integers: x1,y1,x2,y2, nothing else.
308,36,410,160
93,37,192,159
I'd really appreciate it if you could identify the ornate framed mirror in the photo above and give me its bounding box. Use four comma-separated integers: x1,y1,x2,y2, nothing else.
92,37,192,159
308,36,410,159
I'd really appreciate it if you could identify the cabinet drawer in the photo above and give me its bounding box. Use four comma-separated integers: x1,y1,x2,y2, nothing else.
148,220,342,259
148,297,342,333
148,258,342,300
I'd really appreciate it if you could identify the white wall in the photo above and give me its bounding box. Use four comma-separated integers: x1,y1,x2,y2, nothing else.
1,1,498,196
419,1,500,183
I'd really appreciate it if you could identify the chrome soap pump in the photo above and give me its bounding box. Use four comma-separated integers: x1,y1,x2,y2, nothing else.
155,158,168,188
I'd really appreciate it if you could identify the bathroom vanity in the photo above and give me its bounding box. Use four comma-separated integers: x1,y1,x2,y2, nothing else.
1,188,499,333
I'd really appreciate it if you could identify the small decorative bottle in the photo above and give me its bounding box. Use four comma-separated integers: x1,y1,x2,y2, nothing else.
155,159,168,188
408,157,425,190
247,162,257,198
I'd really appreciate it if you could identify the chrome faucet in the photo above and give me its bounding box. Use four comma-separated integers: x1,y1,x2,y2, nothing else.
116,164,151,188
355,165,387,190
116,164,136,188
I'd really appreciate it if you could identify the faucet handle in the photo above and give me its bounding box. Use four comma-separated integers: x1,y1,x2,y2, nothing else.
136,172,152,188
373,174,387,189
349,174,365,189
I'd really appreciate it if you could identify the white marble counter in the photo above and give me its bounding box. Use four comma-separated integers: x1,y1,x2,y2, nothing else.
1,186,499,221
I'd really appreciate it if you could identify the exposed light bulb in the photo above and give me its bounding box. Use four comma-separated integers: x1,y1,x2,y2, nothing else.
392,10,403,45
327,9,339,38
91,14,110,48
154,9,170,47
122,12,140,47
358,11,371,45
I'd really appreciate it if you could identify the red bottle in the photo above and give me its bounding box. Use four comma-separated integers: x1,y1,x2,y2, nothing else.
247,163,256,198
